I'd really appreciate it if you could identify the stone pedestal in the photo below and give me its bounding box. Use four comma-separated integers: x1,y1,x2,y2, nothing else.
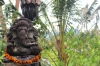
4,62,41,66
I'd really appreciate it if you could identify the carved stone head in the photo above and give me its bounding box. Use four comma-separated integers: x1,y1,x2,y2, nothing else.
6,18,41,56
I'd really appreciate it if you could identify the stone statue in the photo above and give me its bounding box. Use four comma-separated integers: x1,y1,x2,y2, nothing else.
3,18,42,66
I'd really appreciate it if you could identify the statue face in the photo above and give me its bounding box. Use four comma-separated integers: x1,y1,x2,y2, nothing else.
17,26,28,40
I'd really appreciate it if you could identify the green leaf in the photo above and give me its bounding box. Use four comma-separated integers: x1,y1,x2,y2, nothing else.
0,0,5,6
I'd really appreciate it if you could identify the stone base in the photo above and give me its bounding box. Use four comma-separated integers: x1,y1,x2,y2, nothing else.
3,57,41,66
4,62,41,66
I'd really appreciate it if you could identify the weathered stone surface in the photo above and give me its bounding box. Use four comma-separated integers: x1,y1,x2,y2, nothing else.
4,62,41,66
3,18,41,66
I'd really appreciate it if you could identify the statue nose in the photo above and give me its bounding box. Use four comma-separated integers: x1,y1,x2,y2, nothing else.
19,30,28,39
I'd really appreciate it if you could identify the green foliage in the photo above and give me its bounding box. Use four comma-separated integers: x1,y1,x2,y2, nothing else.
0,0,5,6
41,29,100,66
0,38,6,65
42,49,58,66
64,29,100,66
34,19,49,36
4,2,21,20
66,0,77,11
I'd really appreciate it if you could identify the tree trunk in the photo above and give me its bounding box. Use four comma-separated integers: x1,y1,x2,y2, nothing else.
15,0,20,10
